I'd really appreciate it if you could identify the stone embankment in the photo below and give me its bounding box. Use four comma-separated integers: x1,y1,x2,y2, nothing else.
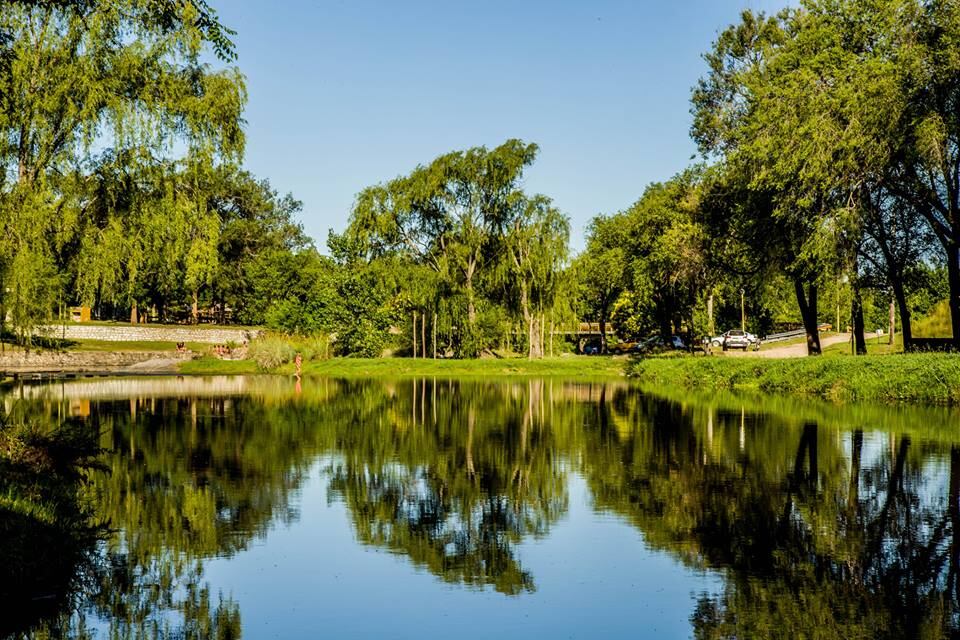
0,350,193,374
41,324,261,344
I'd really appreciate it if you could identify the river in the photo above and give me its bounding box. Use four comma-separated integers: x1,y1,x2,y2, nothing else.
3,375,960,638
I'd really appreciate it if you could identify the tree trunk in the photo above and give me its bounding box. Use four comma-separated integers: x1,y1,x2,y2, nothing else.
540,311,545,357
948,243,960,350
852,284,867,355
888,299,895,346
520,281,541,359
548,315,554,358
793,278,822,355
130,300,138,326
191,290,199,324
433,311,438,359
848,430,863,511
598,316,608,355
412,311,417,359
655,296,672,344
529,317,542,360
466,261,477,326
950,447,960,599
421,312,426,358
892,279,913,351
707,293,714,336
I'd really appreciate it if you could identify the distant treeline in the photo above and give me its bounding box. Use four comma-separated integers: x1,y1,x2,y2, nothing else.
1,1,958,357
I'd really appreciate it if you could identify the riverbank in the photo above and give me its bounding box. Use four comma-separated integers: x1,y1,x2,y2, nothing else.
629,353,960,404
0,349,192,375
180,354,629,378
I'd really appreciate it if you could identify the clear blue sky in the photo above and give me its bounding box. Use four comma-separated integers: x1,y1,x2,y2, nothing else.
215,0,788,253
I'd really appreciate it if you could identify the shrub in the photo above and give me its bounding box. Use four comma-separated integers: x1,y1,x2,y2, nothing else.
247,336,297,369
246,333,332,370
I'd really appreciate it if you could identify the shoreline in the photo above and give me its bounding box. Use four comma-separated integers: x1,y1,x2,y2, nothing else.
629,353,960,405
7,347,960,406
0,350,191,376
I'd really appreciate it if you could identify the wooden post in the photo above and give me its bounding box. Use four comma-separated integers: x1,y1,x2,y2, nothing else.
412,311,417,359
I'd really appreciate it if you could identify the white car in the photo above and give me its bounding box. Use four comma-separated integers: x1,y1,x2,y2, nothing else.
710,331,760,348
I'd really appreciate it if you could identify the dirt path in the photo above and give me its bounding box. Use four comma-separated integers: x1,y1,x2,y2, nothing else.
723,333,851,358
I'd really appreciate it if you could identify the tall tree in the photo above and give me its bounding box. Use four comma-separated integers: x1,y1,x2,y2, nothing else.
502,195,570,359
576,216,628,354
345,139,539,357
0,0,245,334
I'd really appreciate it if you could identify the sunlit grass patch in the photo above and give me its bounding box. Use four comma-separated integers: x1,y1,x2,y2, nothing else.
630,353,960,404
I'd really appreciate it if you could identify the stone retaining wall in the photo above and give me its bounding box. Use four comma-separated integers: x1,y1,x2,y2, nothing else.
41,324,261,344
0,350,193,373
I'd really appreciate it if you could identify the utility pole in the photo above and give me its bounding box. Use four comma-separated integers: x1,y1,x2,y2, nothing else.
740,288,746,332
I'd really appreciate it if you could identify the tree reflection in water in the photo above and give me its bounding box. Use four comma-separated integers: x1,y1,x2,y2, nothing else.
586,389,960,639
5,378,960,637
327,379,569,594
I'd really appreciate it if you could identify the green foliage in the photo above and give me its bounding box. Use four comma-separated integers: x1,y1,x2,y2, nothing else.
0,0,246,333
0,415,102,637
914,300,953,338
577,170,709,345
341,139,569,358
630,353,960,404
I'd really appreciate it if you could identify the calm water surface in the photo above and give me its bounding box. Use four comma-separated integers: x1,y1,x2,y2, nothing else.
3,376,960,639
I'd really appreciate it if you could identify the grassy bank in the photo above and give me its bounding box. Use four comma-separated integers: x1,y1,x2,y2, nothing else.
630,353,960,404
180,355,629,378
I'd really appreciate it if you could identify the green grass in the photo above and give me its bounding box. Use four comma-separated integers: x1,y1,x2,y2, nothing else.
179,357,261,375
629,353,960,404
180,355,629,378
72,339,210,352
821,333,903,355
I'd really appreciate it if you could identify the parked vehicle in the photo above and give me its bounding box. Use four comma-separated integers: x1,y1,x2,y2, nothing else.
720,329,751,351
710,330,760,347
608,341,639,355
633,335,685,353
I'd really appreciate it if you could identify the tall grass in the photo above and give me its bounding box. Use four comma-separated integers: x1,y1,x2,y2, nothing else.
914,300,952,337
245,333,332,370
630,354,960,404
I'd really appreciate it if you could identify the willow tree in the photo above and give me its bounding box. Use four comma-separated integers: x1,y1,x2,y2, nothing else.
502,195,570,359
346,139,539,357
0,0,245,333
